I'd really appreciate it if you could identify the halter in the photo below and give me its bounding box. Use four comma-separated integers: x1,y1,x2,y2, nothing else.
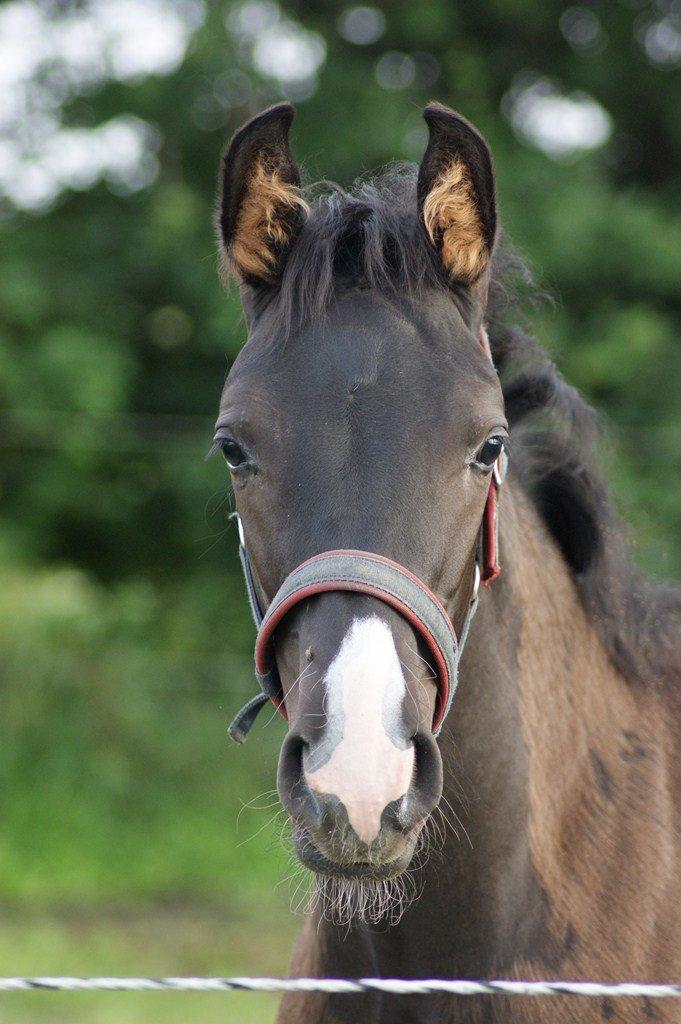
228,327,506,743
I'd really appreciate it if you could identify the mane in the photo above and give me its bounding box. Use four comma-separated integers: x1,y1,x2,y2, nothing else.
266,165,681,691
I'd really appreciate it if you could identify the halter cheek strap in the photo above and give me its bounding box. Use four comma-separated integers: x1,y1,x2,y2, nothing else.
478,325,507,586
227,326,505,743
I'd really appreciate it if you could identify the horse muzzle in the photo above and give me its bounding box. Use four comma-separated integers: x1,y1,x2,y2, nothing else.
278,710,443,877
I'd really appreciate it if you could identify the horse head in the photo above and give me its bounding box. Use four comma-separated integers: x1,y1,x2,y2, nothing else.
213,102,506,910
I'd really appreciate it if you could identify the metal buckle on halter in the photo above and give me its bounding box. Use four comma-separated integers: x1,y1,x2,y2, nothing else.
455,561,480,657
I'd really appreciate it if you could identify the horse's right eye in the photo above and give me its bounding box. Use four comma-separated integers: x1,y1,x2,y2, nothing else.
220,439,249,471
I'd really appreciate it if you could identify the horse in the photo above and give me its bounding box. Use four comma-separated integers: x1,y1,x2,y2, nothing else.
211,101,681,1023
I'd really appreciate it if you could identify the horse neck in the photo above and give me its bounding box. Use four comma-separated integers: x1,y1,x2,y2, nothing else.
369,480,640,976
432,481,646,960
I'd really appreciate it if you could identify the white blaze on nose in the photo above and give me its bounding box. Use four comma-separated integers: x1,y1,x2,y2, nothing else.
304,616,415,844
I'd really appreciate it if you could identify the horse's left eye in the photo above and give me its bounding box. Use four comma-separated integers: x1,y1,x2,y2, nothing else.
475,435,505,469
220,439,249,470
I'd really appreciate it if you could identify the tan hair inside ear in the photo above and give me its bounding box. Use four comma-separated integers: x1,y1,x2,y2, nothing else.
422,157,488,284
229,158,308,281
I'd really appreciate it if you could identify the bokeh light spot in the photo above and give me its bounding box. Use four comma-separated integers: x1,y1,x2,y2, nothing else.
337,6,386,46
503,73,612,161
375,52,416,91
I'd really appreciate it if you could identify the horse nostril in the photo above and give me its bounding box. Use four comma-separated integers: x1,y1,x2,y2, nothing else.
398,730,443,831
277,732,321,827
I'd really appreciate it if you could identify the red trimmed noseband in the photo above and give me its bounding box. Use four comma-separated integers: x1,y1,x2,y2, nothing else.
253,550,458,734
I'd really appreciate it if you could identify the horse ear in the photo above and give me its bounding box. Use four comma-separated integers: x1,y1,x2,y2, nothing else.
217,102,308,285
417,103,497,287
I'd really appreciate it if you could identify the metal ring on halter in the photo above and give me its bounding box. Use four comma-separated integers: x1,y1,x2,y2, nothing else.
229,511,246,547
471,561,481,603
493,448,508,486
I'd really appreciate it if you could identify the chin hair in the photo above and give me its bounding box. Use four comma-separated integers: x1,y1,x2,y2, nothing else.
308,825,434,927
311,870,422,926
285,822,442,927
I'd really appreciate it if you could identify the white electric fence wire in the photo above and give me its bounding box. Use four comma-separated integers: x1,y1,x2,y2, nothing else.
1,977,680,997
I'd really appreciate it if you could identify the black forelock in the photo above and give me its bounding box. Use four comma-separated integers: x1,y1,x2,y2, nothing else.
262,164,470,340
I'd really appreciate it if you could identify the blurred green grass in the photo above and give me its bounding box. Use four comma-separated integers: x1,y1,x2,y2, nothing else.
0,566,301,1022
0,905,297,1023
0,566,293,905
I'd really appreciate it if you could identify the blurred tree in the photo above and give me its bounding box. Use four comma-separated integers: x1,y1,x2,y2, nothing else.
0,0,678,580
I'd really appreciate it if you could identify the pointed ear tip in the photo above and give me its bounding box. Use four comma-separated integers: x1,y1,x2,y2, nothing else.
423,102,463,127
245,101,295,137
424,100,452,117
226,101,295,152
422,105,491,156
249,100,295,136
261,100,295,125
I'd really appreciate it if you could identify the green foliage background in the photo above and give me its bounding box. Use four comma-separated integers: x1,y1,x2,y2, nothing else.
0,1,678,1020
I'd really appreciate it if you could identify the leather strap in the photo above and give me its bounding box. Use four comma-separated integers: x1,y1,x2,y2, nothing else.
478,325,504,585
